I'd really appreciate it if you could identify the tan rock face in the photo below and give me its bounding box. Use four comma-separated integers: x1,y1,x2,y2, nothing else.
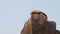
20,10,60,34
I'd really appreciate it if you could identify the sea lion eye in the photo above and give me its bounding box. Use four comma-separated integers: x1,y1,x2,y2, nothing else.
31,12,40,14
32,12,36,14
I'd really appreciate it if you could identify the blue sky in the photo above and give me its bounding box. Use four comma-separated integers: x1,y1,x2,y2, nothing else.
0,0,60,34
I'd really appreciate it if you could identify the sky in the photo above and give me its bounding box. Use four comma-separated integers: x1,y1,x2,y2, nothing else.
0,0,60,34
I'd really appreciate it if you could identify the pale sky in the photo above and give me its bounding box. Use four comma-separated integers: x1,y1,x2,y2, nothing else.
0,0,60,34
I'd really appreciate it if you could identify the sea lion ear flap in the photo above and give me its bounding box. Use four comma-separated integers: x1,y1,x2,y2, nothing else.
43,13,48,19
43,13,48,20
40,12,48,19
46,14,48,19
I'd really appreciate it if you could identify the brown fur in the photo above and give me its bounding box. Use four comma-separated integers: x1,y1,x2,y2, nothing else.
21,10,56,34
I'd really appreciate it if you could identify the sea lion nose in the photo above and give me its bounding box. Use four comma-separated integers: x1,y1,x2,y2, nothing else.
33,14,40,19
